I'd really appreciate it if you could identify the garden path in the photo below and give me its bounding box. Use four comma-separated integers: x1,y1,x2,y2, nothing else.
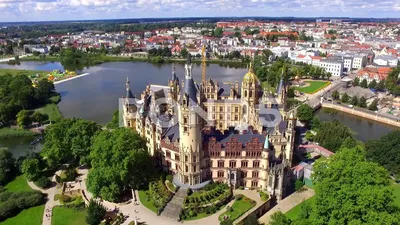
258,187,315,224
27,171,62,225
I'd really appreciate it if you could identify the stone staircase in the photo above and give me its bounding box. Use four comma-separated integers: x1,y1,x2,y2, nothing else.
160,188,186,220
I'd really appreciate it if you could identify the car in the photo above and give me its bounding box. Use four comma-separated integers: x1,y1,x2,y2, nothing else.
348,105,354,108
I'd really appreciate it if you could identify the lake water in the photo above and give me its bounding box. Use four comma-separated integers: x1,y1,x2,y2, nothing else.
0,61,396,155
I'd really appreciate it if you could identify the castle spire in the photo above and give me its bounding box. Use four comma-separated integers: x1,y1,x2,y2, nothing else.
125,77,134,99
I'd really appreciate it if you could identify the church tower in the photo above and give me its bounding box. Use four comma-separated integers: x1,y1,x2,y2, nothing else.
178,54,203,186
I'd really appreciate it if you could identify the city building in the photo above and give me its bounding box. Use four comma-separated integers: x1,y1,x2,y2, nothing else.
352,54,367,69
123,55,296,200
373,55,399,67
357,67,392,84
318,59,344,77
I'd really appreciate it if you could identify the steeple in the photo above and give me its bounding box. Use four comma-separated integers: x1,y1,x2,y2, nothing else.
186,53,192,65
126,77,134,99
171,63,178,82
264,134,270,149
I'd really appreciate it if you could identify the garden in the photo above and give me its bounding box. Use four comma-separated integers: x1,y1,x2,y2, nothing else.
218,194,256,225
295,80,330,94
180,183,232,221
140,179,173,214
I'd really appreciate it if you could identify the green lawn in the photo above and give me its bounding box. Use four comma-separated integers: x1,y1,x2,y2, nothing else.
393,183,400,206
51,206,87,225
295,81,330,94
0,68,49,77
285,196,315,220
138,190,157,213
0,205,44,225
34,103,62,122
4,175,32,192
219,196,256,222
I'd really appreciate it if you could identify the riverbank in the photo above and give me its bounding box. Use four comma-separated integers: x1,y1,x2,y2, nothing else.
53,72,90,85
322,103,400,128
0,127,38,139
0,68,49,76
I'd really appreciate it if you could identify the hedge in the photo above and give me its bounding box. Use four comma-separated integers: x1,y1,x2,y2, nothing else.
0,190,46,221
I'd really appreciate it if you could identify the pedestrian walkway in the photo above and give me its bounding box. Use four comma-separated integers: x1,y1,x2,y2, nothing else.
160,188,186,220
258,188,315,224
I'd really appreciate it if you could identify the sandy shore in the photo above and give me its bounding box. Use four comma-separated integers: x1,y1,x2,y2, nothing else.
54,73,90,85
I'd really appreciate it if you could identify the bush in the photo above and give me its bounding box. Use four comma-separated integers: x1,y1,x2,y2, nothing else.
35,176,52,189
61,166,78,182
220,219,233,225
238,186,244,190
54,194,72,203
0,191,46,221
55,174,61,183
295,180,304,191
166,175,173,182
235,194,243,201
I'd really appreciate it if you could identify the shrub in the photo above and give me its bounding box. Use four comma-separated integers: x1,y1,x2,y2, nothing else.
61,166,78,182
238,186,244,190
295,179,304,191
54,194,72,204
0,191,46,221
187,188,193,196
166,175,173,182
235,194,243,201
35,176,52,189
55,174,61,184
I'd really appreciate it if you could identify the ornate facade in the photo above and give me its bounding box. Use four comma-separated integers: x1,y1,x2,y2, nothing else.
123,55,296,200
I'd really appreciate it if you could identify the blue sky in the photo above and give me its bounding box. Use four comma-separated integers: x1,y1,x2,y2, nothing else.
0,0,399,22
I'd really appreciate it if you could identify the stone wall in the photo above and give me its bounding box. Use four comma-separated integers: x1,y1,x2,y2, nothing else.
235,198,272,225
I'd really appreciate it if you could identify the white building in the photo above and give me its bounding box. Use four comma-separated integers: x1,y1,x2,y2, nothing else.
352,54,367,69
318,59,344,77
373,55,399,67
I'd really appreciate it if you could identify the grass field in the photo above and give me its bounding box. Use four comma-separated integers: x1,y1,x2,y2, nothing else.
34,103,63,122
393,183,400,206
285,196,314,220
0,205,44,225
0,68,49,77
295,81,330,94
51,206,87,225
4,175,32,192
1,176,45,225
219,196,256,222
138,190,157,213
0,127,37,139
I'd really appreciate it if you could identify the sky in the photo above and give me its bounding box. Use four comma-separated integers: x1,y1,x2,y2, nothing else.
0,0,400,22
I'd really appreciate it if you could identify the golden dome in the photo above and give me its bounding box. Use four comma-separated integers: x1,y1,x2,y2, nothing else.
243,63,258,83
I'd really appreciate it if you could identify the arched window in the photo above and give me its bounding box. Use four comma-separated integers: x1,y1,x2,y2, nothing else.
244,90,247,97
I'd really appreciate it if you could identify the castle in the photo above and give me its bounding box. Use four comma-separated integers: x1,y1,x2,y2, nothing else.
123,55,296,200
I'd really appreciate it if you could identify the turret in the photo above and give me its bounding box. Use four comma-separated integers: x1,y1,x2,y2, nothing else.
241,62,259,105
276,66,287,106
168,63,180,101
123,77,137,129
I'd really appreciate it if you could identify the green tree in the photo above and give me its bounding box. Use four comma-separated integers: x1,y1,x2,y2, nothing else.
86,199,107,225
269,211,292,225
368,99,379,111
0,148,16,185
314,120,354,152
31,112,47,124
340,93,350,103
310,147,400,224
350,95,358,106
311,116,321,130
366,130,400,176
106,110,120,129
385,66,400,94
35,79,55,103
360,78,368,88
242,214,263,225
368,79,377,89
340,136,357,149
213,27,223,37
42,118,101,168
296,104,314,124
287,87,295,98
16,110,30,128
21,158,41,181
376,80,385,91
180,48,188,58
358,96,367,108
87,128,154,202
331,90,340,100
353,77,360,86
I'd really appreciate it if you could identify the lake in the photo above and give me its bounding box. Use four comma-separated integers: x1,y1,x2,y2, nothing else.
0,61,396,155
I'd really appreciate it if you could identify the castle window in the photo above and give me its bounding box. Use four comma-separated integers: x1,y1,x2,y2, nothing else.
193,156,196,163
235,107,239,113
127,121,131,127
218,161,224,168
251,181,258,187
249,91,253,97
220,106,223,112
243,171,248,178
212,114,216,120
253,161,260,168
184,127,188,133
184,117,188,124
218,171,224,178
241,161,248,167
229,161,236,168
219,114,223,120
252,171,259,178
194,166,197,172
166,151,171,158
234,115,238,121
244,90,247,97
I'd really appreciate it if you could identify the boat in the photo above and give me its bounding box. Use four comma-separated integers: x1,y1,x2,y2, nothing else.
30,136,43,145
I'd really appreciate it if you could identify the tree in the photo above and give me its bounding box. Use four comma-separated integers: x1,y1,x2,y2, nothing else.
360,78,368,88
180,48,188,58
296,104,314,124
353,77,360,86
340,136,357,149
358,96,367,108
106,110,120,129
376,80,385,91
16,110,30,128
310,147,400,224
311,116,321,130
366,130,400,176
35,78,55,104
314,120,354,152
242,214,263,225
0,148,16,185
385,66,400,95
368,79,377,89
269,211,292,225
368,99,378,111
213,27,223,37
331,90,340,100
21,158,41,181
87,128,155,202
287,87,295,98
350,95,358,106
340,93,350,103
86,199,107,225
31,112,47,124
42,118,101,168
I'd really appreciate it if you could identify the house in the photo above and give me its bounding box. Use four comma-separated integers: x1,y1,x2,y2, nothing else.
171,45,182,56
352,54,367,69
357,67,392,84
318,58,344,77
373,55,399,67
277,37,289,46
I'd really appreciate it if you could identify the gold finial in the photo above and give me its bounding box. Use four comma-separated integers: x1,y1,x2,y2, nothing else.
249,62,254,73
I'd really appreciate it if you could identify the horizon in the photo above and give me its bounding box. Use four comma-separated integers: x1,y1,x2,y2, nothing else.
0,0,400,23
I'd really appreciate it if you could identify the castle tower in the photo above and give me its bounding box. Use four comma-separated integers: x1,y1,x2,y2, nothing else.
241,62,259,105
168,63,180,101
284,111,296,167
276,66,287,107
178,53,203,186
123,77,137,129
